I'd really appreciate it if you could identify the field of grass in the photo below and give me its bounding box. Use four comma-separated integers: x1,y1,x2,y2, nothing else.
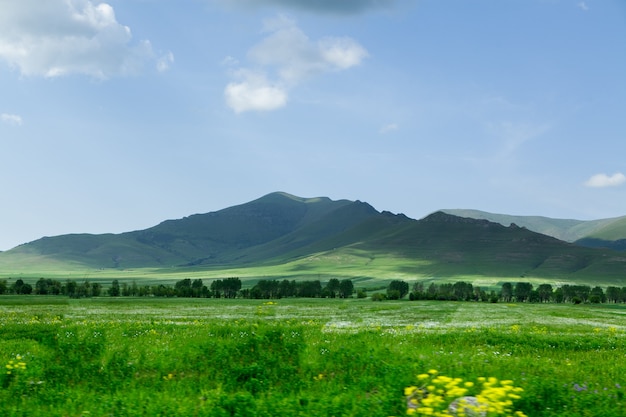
3,244,621,291
1,297,625,416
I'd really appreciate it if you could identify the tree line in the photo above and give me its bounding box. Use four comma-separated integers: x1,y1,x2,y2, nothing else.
399,280,624,304
0,277,356,299
2,277,625,304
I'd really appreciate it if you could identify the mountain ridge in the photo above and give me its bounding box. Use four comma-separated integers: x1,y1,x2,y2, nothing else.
441,209,626,251
1,192,624,283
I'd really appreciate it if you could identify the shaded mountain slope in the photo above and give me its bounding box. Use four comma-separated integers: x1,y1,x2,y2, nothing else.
350,212,613,278
6,192,353,269
1,193,624,283
442,209,626,251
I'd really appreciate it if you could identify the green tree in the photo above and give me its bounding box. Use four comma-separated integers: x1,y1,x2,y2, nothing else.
452,281,473,301
175,279,193,297
387,280,409,299
606,286,622,303
590,286,605,303
65,280,77,298
192,279,205,297
35,278,50,295
109,280,120,297
297,280,322,298
537,284,553,303
92,283,102,297
278,279,297,298
514,282,533,302
325,278,340,298
223,277,241,298
338,279,354,298
500,282,513,302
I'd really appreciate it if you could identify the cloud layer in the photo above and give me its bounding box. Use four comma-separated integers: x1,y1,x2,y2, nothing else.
1,113,23,126
224,16,368,113
584,172,626,188
0,0,170,78
221,0,397,15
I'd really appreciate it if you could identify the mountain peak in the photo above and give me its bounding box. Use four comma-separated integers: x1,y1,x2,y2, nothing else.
256,192,336,205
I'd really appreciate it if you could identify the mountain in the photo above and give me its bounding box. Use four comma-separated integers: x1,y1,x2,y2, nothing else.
4,192,355,269
1,192,625,283
442,209,626,251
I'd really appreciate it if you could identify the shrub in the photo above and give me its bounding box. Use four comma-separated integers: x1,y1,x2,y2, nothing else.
371,293,387,301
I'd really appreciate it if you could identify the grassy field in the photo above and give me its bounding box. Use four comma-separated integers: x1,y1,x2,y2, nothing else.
3,245,620,291
1,297,625,416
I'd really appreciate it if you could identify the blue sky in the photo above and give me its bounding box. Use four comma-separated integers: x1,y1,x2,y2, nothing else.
1,0,625,250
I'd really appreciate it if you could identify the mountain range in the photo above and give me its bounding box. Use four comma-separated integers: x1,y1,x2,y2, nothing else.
441,209,626,251
0,192,624,284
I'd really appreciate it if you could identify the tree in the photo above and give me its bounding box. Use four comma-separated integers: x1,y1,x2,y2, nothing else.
387,280,409,299
338,279,354,298
278,279,297,298
452,281,473,301
325,279,340,298
210,280,223,298
35,278,50,295
514,282,533,302
65,280,77,298
223,278,241,298
537,284,553,303
500,283,513,302
191,279,205,297
297,280,322,298
109,280,120,297
606,286,622,303
175,279,193,297
92,283,102,297
590,286,605,303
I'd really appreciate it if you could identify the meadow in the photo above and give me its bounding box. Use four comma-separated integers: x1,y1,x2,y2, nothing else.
1,297,625,416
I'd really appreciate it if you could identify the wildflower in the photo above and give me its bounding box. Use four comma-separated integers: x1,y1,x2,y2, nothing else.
404,371,525,416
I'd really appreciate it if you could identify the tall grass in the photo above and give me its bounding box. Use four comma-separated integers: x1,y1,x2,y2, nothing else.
0,298,625,416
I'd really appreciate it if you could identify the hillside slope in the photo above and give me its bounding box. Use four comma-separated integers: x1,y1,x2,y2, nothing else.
0,193,624,283
3,192,353,269
442,209,626,250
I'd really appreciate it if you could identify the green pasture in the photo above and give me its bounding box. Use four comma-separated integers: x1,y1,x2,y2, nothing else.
2,244,617,289
1,298,625,416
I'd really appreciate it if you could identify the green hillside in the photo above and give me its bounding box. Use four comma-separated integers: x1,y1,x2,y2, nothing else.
442,209,626,246
0,193,624,285
3,192,353,269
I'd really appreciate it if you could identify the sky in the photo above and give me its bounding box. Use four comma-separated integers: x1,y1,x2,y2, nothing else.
1,0,625,251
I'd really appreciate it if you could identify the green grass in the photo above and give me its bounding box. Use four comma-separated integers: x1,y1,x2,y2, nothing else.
1,298,626,416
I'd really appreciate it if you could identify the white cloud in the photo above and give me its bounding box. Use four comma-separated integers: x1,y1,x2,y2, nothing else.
1,113,23,126
225,70,288,113
0,0,166,79
156,51,175,73
379,123,399,134
577,2,589,11
486,121,550,158
584,172,626,188
224,16,368,112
